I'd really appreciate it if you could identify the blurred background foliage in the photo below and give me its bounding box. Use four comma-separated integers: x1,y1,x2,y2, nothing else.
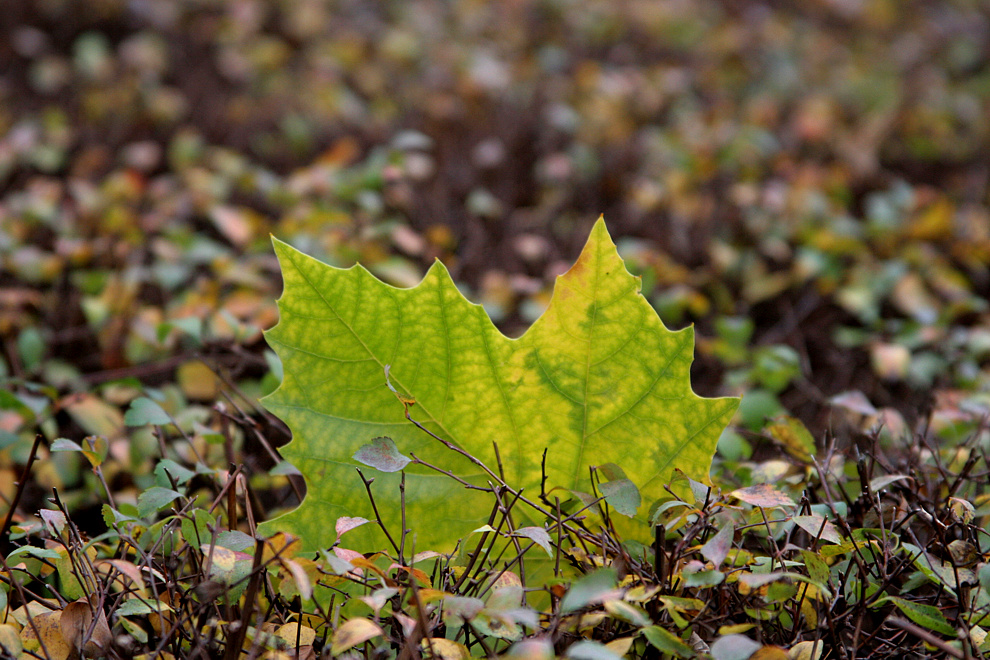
2,0,990,522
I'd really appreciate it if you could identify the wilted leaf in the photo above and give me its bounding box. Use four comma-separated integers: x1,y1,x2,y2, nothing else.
829,391,877,416
605,637,635,657
439,596,485,625
259,218,739,552
177,360,219,400
513,526,553,557
63,393,125,438
791,515,841,544
731,484,796,509
700,522,734,568
352,437,411,473
868,475,911,492
335,516,370,540
39,509,66,536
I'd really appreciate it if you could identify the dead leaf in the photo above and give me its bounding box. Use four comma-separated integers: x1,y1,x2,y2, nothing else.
791,515,842,544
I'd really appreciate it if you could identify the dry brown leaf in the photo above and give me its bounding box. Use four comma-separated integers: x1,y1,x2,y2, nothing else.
60,597,112,657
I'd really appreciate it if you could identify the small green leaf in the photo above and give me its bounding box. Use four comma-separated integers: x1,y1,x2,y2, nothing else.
353,436,411,473
560,568,618,613
17,327,44,372
115,599,172,617
599,478,640,517
155,459,196,486
800,550,831,586
641,626,695,659
603,599,650,627
137,486,183,518
125,397,172,427
879,596,956,636
6,546,61,562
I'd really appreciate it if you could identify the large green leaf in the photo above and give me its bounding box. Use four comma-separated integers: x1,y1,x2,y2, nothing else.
259,217,739,552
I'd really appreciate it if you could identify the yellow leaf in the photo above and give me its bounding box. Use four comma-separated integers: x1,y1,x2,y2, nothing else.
422,638,470,660
331,618,383,655
177,360,219,400
19,611,72,660
788,641,824,660
605,636,635,656
766,417,815,462
0,624,22,658
276,622,316,647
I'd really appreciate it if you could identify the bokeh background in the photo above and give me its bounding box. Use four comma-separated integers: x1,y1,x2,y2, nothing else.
2,0,990,519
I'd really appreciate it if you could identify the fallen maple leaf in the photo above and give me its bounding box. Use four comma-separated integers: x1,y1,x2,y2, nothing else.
260,217,739,552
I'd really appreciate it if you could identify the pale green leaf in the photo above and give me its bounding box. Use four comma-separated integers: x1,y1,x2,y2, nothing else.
124,397,171,427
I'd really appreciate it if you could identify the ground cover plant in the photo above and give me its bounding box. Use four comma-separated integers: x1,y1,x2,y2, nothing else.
3,1,990,658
